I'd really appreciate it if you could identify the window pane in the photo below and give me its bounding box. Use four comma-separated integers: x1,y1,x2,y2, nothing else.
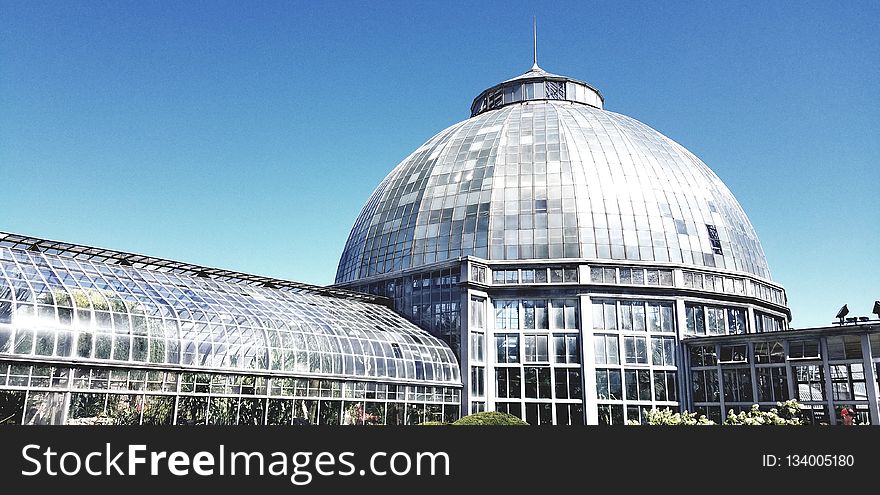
636,337,647,364
594,335,606,364
661,304,675,332
592,302,605,330
537,335,549,362
535,300,548,329
606,335,619,364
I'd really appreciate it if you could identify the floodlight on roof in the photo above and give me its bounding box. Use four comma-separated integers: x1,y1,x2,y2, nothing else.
835,304,849,324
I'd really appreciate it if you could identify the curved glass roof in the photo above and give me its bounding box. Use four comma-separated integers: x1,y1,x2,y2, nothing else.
337,81,772,283
0,242,460,386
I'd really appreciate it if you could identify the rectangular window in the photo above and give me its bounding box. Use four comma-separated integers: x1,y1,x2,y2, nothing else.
651,336,676,366
495,402,522,419
601,267,616,284
706,224,723,255
625,369,652,401
754,341,785,363
727,308,747,334
469,297,485,329
683,271,695,288
564,268,578,283
686,304,705,335
556,403,584,426
470,367,484,397
755,312,784,333
550,302,565,329
830,363,867,401
631,269,644,285
620,302,632,330
554,334,580,364
520,269,535,284
647,303,662,332
596,369,622,400
494,300,519,329
534,269,548,283
523,335,549,362
719,345,748,363
550,268,563,283
554,369,582,399
470,332,484,363
722,368,753,402
620,301,646,331
706,307,725,335
592,301,605,330
523,300,536,329
660,303,675,332
654,370,677,402
597,404,625,425
562,299,578,329
788,340,820,359
603,301,617,330
624,336,648,364
495,367,521,399
471,265,487,283
870,334,880,356
593,334,619,365
495,334,519,363
757,367,789,402
632,302,646,331
691,369,719,402
524,401,553,425
827,335,863,360
795,365,824,401
524,367,552,399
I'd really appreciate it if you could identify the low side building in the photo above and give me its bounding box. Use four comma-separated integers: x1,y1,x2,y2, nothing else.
0,232,462,425
682,323,880,425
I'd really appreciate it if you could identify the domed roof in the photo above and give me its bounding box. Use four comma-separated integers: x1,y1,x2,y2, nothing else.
336,67,771,283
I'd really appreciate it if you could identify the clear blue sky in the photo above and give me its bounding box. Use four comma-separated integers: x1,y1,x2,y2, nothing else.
1,1,877,328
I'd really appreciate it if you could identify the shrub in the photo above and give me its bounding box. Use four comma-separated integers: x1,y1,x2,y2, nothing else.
451,411,528,425
644,400,806,426
724,400,803,426
644,408,716,425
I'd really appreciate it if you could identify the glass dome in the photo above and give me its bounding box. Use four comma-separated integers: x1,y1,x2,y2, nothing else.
337,66,771,283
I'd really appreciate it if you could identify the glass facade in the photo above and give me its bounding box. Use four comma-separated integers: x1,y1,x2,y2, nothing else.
0,364,460,425
0,241,461,425
685,328,880,425
491,298,582,425
333,63,794,425
344,267,461,356
592,298,678,424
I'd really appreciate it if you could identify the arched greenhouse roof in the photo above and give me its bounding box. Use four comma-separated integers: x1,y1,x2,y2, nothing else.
0,233,461,386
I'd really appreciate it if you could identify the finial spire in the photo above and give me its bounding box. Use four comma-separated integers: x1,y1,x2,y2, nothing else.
531,17,539,70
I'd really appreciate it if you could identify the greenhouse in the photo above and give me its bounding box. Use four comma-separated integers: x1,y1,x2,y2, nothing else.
0,232,461,425
334,61,792,424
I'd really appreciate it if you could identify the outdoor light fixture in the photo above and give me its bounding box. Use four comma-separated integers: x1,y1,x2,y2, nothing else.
835,304,849,324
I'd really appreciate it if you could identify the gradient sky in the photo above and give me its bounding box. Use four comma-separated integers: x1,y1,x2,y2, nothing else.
1,1,877,328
